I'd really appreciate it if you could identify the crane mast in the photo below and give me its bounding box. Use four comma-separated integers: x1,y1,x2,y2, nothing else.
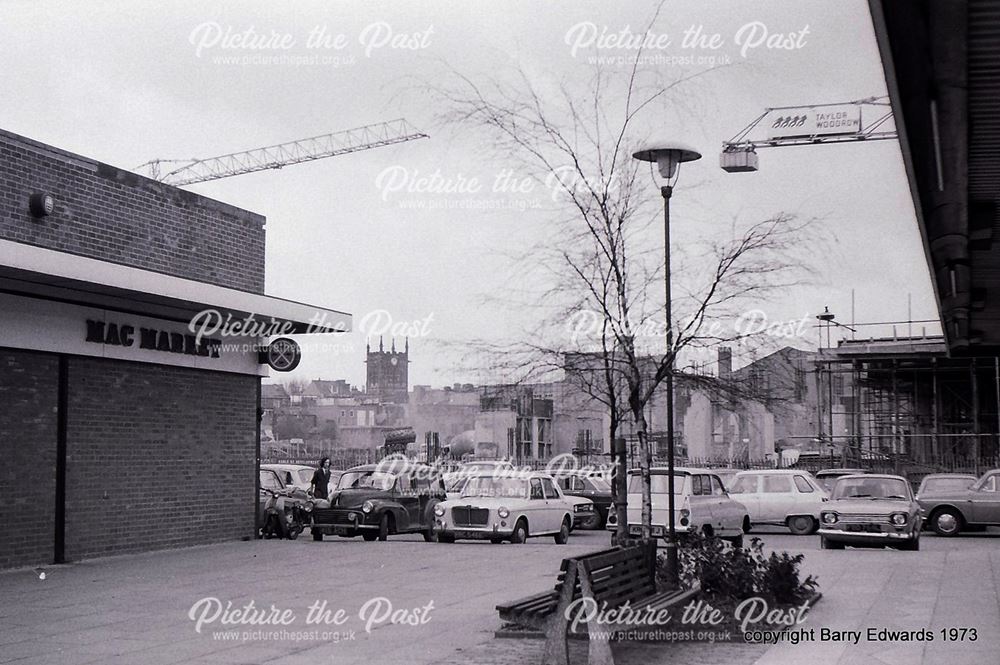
720,96,897,172
137,118,428,186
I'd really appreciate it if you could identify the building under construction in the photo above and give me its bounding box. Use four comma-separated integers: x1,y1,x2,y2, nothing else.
815,336,1000,474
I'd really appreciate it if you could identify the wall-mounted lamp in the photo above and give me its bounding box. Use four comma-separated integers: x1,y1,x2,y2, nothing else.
29,192,55,218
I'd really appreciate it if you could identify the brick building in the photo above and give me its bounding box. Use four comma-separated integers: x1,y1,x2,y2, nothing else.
0,129,349,569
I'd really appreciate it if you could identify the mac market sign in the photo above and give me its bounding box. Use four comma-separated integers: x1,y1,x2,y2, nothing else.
0,293,278,376
83,317,301,373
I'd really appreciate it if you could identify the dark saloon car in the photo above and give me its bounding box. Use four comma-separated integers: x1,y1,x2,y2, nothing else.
918,469,1000,536
553,472,612,529
310,460,446,542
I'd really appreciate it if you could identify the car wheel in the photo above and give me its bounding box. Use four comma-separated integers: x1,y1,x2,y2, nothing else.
898,537,920,551
286,524,301,540
422,530,435,543
377,513,392,542
362,532,378,542
728,533,744,549
311,528,323,542
931,509,962,536
554,518,571,544
787,516,816,536
820,536,844,550
489,537,503,545
742,517,752,534
511,520,528,544
437,533,455,544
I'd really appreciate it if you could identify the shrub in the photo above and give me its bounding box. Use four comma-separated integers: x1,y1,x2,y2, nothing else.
657,532,818,606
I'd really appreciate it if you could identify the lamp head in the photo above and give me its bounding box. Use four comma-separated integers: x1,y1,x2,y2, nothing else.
633,143,701,179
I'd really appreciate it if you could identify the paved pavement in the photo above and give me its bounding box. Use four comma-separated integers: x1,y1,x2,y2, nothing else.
2,529,998,665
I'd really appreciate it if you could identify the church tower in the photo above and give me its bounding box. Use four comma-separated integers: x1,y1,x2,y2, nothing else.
365,337,409,403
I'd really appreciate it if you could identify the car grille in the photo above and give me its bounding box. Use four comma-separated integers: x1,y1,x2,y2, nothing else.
837,513,891,524
312,509,356,525
451,506,490,527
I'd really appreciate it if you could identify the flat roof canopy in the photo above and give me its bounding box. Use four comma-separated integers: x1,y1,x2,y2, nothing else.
0,239,350,334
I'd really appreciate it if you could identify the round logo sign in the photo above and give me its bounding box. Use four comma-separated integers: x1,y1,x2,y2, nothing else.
265,337,301,372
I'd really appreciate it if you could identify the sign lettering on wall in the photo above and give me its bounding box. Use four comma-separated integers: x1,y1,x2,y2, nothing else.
0,293,266,376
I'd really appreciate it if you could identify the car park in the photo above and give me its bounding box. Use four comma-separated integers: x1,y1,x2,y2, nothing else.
310,459,446,542
552,472,612,529
727,469,827,535
917,468,1000,536
818,474,922,550
611,467,749,546
433,472,575,544
815,468,867,493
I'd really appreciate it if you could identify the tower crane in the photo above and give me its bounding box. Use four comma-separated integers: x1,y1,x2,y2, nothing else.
136,118,428,186
720,96,896,172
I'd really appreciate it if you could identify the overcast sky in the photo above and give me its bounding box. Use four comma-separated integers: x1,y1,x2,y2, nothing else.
0,0,939,388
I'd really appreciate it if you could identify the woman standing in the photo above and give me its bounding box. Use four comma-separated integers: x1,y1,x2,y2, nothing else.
310,457,332,500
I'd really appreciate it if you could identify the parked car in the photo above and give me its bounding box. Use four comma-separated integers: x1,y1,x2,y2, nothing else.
309,460,446,542
610,467,749,547
432,472,575,544
552,472,612,529
261,463,315,492
915,473,977,500
917,468,1000,536
727,470,827,535
818,474,922,550
815,468,868,493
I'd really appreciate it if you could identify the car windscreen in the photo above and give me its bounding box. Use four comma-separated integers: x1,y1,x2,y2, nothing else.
920,477,973,493
833,477,909,500
628,474,686,494
337,471,395,491
461,476,528,499
296,469,314,485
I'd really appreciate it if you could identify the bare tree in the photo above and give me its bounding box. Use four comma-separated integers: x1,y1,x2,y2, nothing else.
437,25,815,546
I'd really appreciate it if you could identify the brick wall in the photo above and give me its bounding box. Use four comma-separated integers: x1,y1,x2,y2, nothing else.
0,350,58,569
0,129,265,293
64,357,257,560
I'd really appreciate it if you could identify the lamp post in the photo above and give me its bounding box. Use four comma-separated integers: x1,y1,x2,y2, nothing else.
633,143,701,589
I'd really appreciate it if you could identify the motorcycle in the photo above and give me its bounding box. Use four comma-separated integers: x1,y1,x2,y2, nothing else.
261,487,313,540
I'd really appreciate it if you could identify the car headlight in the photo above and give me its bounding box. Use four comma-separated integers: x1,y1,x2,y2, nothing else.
303,502,313,512
822,512,838,524
574,504,592,513
362,501,374,514
890,513,908,526
497,507,509,519
679,508,690,526
434,505,446,517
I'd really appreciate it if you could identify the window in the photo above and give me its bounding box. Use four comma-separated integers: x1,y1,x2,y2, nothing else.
763,475,792,493
530,478,544,500
793,475,815,493
541,478,559,499
727,475,758,494
691,475,710,496
710,476,726,495
259,470,282,490
570,477,586,491
396,474,411,492
982,475,998,493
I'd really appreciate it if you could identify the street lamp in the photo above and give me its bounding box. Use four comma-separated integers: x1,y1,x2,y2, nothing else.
633,142,701,590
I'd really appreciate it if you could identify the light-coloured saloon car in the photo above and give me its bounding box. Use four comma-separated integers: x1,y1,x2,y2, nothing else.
432,472,575,544
819,474,922,550
727,469,828,535
609,467,749,547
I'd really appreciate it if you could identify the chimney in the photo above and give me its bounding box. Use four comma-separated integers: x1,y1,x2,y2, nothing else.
718,347,733,378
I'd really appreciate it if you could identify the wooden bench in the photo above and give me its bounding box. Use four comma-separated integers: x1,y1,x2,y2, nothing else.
496,543,699,665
